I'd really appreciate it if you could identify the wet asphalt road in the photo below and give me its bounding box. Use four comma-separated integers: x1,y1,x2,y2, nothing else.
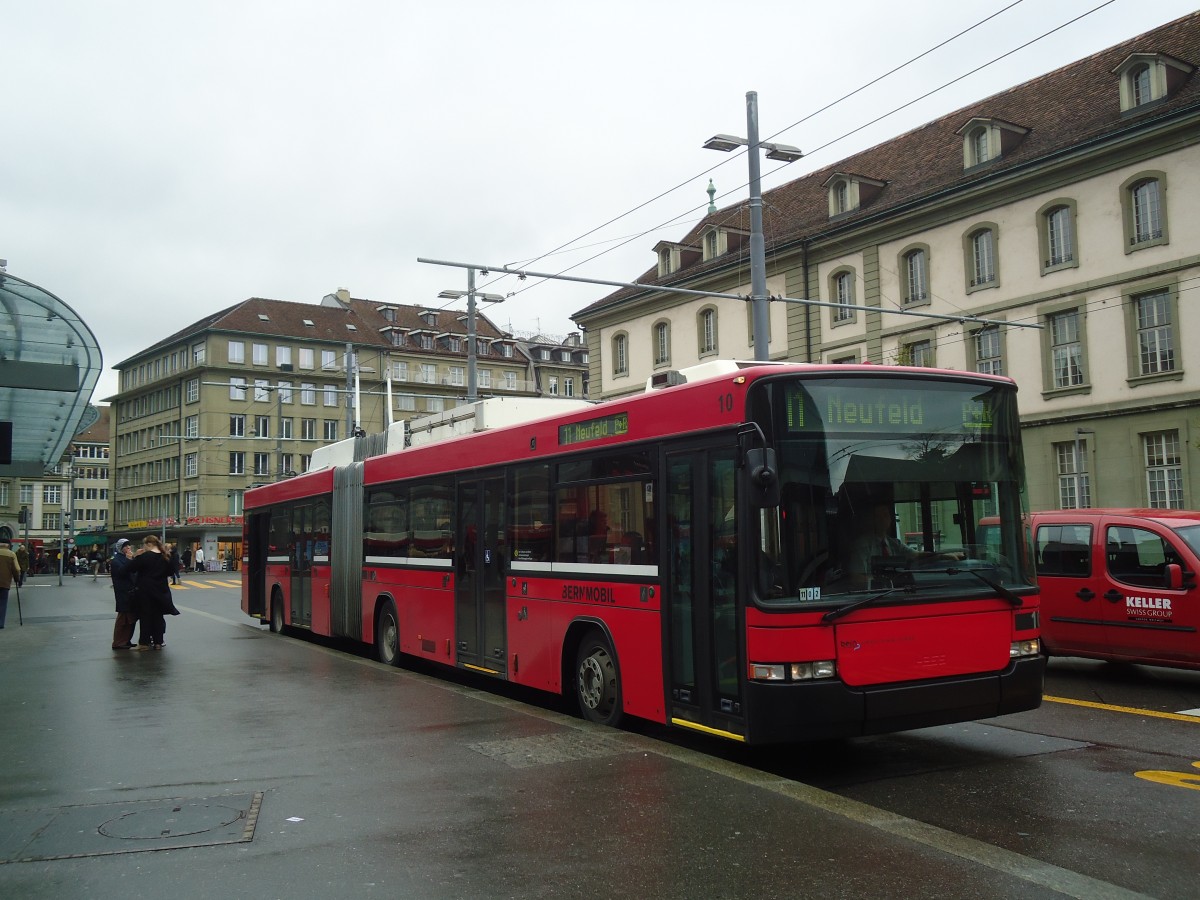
0,574,1196,899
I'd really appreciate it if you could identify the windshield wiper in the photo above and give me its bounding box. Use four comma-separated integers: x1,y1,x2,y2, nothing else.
922,564,1024,607
822,587,905,624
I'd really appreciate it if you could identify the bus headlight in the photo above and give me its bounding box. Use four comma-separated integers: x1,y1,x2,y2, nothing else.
790,661,836,680
1010,639,1040,658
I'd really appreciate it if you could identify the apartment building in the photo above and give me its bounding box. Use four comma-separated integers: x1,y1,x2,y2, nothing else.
573,12,1200,511
109,289,533,563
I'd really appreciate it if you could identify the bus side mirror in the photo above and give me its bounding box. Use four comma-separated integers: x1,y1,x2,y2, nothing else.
1165,563,1184,590
744,448,780,508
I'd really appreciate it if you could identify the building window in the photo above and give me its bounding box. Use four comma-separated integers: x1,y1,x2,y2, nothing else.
427,397,444,413
548,376,559,396
704,230,718,260
185,415,198,439
503,371,517,390
968,126,990,166
499,344,513,358
831,179,850,214
230,377,247,401
252,343,268,365
229,452,245,475
323,384,338,406
1144,431,1183,509
281,418,293,439
301,383,316,405
392,361,408,382
903,339,934,368
1133,288,1175,376
1055,441,1091,509
479,369,491,388
278,381,293,404
1041,203,1076,271
255,415,270,438
449,366,464,386
613,333,628,376
321,350,337,371
658,247,672,277
229,415,245,437
1132,179,1161,244
448,337,462,353
301,418,316,440
419,364,436,384
966,226,997,289
698,308,718,355
228,341,245,364
43,484,62,504
902,247,928,305
831,270,855,323
1131,64,1152,105
192,342,206,365
276,346,292,368
396,394,416,412
323,420,338,441
254,453,270,476
185,453,198,478
1122,172,1168,251
974,326,1003,376
186,378,199,403
1048,309,1085,389
254,379,270,402
564,378,574,397
299,348,314,369
653,321,670,366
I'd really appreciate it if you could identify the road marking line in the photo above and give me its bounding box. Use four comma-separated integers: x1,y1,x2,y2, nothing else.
1045,695,1200,724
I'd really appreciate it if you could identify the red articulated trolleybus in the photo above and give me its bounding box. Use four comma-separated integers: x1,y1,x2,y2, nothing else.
241,360,1043,744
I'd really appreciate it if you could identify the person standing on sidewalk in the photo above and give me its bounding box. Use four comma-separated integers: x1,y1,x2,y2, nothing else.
15,542,29,587
127,535,180,650
168,543,183,585
110,539,138,649
194,546,205,573
0,538,22,628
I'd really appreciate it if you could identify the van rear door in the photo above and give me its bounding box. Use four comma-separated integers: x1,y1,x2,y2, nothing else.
1101,520,1198,666
1035,521,1103,656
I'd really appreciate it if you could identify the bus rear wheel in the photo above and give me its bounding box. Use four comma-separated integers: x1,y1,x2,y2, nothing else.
575,632,623,727
269,591,285,633
376,601,400,667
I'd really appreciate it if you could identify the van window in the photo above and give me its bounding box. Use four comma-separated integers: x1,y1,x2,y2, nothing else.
1106,525,1172,588
1036,524,1092,576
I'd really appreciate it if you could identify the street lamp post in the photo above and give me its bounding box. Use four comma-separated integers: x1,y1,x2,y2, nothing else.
703,91,802,362
439,269,505,403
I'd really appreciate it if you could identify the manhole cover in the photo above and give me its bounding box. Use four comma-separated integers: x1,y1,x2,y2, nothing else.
99,801,247,840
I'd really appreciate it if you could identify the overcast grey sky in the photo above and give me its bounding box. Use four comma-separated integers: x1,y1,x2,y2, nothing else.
4,0,1196,401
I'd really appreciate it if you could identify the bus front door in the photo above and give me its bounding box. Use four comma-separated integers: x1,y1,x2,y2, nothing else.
665,447,744,739
289,503,313,627
455,477,508,675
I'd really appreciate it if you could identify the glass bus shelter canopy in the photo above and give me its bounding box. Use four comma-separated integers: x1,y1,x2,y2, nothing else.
0,270,103,477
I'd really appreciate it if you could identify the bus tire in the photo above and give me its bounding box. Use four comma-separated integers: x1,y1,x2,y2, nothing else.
575,630,623,727
376,600,400,667
269,590,285,634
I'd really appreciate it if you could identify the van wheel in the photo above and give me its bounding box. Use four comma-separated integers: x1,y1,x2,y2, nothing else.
269,591,285,633
575,631,623,727
376,601,400,667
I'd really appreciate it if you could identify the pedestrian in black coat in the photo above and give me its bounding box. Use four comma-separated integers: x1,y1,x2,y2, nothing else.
126,535,181,650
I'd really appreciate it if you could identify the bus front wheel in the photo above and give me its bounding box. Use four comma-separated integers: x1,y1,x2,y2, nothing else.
376,601,400,667
269,591,285,634
575,632,623,727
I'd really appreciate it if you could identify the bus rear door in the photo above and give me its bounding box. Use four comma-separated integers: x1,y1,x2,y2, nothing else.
456,476,508,675
665,446,745,740
290,503,313,627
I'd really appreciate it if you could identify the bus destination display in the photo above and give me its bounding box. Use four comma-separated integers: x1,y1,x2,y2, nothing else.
786,383,998,435
559,412,629,446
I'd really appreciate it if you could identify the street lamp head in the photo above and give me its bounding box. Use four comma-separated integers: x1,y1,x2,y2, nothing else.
437,290,466,300
764,143,803,162
478,292,506,303
703,134,746,153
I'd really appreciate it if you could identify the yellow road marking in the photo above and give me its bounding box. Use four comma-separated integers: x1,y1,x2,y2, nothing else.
1045,694,1200,723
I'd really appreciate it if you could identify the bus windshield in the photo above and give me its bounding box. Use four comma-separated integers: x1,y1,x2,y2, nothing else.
751,375,1035,607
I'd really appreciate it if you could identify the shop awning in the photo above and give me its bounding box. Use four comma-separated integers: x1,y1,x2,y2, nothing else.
72,533,108,547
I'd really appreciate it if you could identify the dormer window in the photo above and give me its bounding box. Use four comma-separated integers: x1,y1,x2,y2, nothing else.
957,118,1029,169
448,337,462,353
655,240,702,276
1113,53,1194,112
657,245,677,277
824,173,886,217
419,310,439,327
378,306,397,323
704,229,719,260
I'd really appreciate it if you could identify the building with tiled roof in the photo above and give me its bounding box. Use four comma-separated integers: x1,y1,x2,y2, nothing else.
106,290,539,559
573,11,1200,511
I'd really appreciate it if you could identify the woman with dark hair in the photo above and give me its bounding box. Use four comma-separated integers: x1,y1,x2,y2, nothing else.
126,534,180,650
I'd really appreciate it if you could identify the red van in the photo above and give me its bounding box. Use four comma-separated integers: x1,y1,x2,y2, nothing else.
1026,509,1200,670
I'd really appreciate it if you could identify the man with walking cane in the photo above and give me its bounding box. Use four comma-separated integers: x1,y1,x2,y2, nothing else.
0,537,21,628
